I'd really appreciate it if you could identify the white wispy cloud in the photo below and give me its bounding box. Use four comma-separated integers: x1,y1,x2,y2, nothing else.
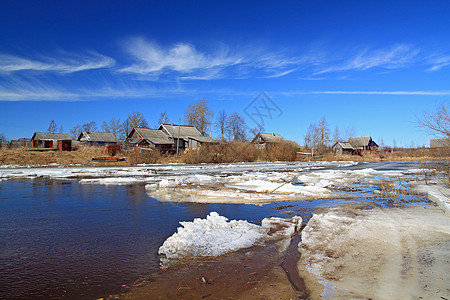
0,52,115,73
282,90,450,96
119,38,306,79
120,38,242,75
314,44,420,75
426,54,450,72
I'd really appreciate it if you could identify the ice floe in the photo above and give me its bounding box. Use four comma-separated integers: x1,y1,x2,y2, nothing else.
158,212,301,267
298,206,450,299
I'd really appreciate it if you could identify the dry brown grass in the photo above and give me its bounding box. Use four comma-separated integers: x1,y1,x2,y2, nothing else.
1,144,448,166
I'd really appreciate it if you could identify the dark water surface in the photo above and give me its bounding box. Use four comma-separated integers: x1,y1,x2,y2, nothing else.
0,161,432,299
0,178,333,300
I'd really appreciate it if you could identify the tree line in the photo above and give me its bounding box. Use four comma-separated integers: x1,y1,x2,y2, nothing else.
44,99,263,142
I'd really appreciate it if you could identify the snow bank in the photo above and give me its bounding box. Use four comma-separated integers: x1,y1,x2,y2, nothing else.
298,206,450,299
428,191,450,215
411,183,450,215
159,212,301,266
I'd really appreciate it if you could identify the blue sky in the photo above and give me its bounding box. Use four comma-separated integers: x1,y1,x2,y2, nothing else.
1,0,449,147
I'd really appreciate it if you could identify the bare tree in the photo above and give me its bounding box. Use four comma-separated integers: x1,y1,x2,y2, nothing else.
82,121,97,132
102,117,122,138
158,111,169,126
304,122,318,154
47,120,57,134
121,111,148,141
249,122,265,138
70,124,82,139
227,112,247,141
214,110,228,141
0,133,6,141
417,103,450,137
184,99,213,136
333,125,340,144
343,124,357,141
317,117,330,154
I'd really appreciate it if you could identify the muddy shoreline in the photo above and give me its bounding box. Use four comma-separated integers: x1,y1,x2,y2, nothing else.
111,236,307,300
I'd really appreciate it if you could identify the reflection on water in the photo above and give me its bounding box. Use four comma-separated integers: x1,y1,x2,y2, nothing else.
0,179,316,299
0,172,432,300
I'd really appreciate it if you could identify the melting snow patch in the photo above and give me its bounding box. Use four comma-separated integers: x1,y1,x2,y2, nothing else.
159,212,301,267
298,206,450,299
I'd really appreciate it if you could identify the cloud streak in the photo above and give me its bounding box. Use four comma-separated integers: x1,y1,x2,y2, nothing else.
0,52,115,73
283,90,450,96
314,44,420,75
119,38,305,80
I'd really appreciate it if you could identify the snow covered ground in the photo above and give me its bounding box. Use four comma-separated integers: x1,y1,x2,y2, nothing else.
0,161,442,205
298,206,450,299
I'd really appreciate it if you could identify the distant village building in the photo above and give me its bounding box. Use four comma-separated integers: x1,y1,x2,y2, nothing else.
125,125,219,153
347,136,378,151
77,131,119,145
31,132,72,151
158,124,202,151
187,136,220,149
430,138,450,149
0,141,10,149
331,142,354,155
332,136,378,155
252,133,285,149
126,127,174,152
9,138,32,149
158,124,218,151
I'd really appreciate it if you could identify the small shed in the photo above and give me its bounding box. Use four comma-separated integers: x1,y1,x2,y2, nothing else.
252,133,285,149
430,138,450,149
348,136,378,151
10,138,32,149
0,141,10,149
126,127,174,152
188,136,220,149
332,142,354,155
31,132,73,151
78,131,119,145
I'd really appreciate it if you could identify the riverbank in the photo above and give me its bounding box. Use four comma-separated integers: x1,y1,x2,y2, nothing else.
0,145,447,167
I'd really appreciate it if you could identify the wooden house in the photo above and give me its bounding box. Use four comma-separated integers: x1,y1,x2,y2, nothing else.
125,127,173,152
252,133,285,149
77,131,119,145
332,142,354,155
348,136,378,151
31,132,72,151
158,124,203,151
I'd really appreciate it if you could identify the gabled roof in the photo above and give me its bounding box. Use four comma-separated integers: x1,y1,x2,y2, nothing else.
188,136,220,143
78,132,118,143
32,132,72,140
252,133,285,143
159,124,202,140
129,128,173,145
332,142,354,150
348,136,374,147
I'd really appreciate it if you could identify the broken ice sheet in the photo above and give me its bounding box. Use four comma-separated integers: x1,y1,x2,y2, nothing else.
158,212,302,268
298,206,450,300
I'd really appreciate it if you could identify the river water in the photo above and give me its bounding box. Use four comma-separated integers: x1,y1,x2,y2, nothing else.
0,161,431,299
